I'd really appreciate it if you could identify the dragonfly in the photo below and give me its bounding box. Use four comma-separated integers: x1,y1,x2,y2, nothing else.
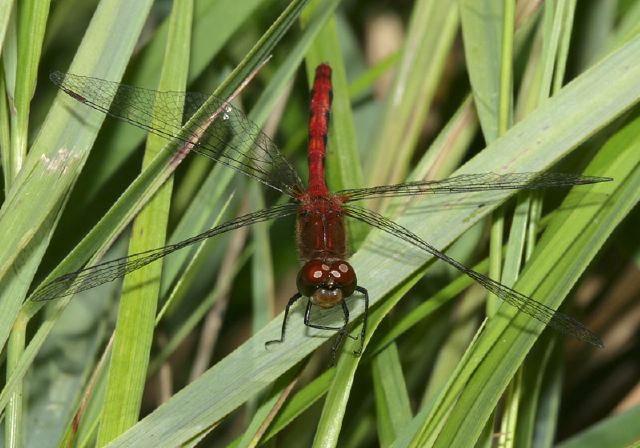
34,63,609,358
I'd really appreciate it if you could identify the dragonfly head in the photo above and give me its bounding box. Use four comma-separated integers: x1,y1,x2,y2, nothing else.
297,259,357,308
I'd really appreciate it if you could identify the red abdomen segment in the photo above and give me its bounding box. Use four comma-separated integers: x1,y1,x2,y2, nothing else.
296,198,347,261
307,64,332,197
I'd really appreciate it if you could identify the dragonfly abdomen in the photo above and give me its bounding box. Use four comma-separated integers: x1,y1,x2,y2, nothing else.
307,64,332,197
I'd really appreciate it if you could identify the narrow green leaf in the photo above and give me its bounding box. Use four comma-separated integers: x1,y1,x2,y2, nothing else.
96,0,192,444
6,0,50,187
0,71,11,192
0,0,13,53
5,315,26,447
0,0,311,422
372,341,412,447
250,183,275,333
368,0,459,187
421,286,484,407
107,35,640,448
459,0,506,142
73,0,266,213
514,337,560,448
552,0,577,93
148,0,343,371
427,111,640,448
0,0,156,427
537,0,565,103
233,364,302,448
607,0,640,54
261,369,335,444
557,404,640,448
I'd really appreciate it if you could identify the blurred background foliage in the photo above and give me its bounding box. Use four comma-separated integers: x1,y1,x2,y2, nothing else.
0,0,639,446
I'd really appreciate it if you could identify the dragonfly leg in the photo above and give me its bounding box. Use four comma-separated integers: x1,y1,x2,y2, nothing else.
303,300,357,338
265,292,302,348
353,286,369,356
304,300,355,364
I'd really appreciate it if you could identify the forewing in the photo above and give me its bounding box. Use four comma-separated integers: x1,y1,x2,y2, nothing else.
343,204,603,347
30,203,298,302
338,172,612,202
50,72,304,197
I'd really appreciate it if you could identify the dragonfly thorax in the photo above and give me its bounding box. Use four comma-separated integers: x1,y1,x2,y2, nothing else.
297,259,356,308
296,196,348,261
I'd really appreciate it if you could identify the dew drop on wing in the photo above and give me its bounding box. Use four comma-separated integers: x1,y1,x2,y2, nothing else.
222,105,232,121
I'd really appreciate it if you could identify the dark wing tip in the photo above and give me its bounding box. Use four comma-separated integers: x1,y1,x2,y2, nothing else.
594,176,614,183
30,288,54,302
576,175,614,184
49,71,65,86
29,275,75,302
30,286,59,302
584,331,605,348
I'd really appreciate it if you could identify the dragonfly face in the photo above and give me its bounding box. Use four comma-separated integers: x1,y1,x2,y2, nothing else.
296,259,357,308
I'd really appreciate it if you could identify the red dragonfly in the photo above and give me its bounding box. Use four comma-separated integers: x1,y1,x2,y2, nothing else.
35,63,608,357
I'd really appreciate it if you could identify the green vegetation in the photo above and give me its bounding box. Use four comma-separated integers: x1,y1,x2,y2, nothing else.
0,0,638,446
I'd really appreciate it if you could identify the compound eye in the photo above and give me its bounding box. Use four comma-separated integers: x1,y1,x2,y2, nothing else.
297,260,331,297
329,261,357,297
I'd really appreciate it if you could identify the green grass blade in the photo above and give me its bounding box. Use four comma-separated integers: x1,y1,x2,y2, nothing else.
425,112,640,448
5,314,26,447
552,0,577,93
497,2,561,444
9,0,50,179
372,342,412,446
300,4,369,444
513,337,561,447
368,0,459,187
0,1,153,445
459,0,506,142
460,0,513,317
607,0,640,54
0,0,12,52
0,0,311,422
107,35,640,448
146,0,341,373
124,0,341,401
73,0,266,212
95,0,192,444
250,183,275,333
556,404,640,448
261,369,335,443
0,0,155,406
0,0,14,191
312,347,362,447
503,3,579,445
233,364,302,448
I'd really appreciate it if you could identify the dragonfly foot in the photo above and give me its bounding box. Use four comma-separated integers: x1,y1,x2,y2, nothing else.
264,339,283,349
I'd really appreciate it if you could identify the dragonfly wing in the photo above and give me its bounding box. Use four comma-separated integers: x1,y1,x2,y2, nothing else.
50,72,304,197
337,172,612,202
343,204,603,347
31,203,299,302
